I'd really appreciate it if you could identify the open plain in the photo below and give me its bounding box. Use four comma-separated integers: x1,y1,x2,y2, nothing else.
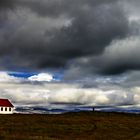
0,111,140,140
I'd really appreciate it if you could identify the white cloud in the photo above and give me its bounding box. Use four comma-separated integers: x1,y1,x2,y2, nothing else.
0,72,22,83
0,82,136,108
0,71,139,111
28,73,53,82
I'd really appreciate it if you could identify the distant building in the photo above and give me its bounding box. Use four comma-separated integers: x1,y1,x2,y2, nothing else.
0,99,14,114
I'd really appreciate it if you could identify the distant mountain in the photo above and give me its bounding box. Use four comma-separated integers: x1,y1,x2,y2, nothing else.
14,106,140,114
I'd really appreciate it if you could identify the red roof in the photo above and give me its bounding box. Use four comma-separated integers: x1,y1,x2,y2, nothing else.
0,99,14,107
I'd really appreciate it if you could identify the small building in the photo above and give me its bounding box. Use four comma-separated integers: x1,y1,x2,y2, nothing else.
0,99,14,114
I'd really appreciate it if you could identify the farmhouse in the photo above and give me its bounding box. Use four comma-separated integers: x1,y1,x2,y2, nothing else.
0,99,14,114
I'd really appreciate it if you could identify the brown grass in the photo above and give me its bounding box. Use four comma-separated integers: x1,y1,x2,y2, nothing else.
0,111,140,140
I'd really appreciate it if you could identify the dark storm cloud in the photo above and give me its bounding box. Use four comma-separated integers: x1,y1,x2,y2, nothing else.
63,0,140,77
18,0,117,17
0,0,129,71
0,0,18,10
64,35,140,78
93,35,140,75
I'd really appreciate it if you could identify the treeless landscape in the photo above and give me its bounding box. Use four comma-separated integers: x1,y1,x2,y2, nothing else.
0,111,140,140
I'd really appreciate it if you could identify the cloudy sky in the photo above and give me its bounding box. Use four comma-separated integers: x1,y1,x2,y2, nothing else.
0,0,140,112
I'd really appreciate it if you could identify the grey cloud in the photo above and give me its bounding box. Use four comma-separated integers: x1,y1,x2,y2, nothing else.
0,0,129,71
17,0,116,17
118,71,140,88
0,0,16,9
94,36,140,75
61,0,140,77
1,0,140,79
64,33,140,78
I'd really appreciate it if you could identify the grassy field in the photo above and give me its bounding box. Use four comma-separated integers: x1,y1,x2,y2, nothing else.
0,111,140,140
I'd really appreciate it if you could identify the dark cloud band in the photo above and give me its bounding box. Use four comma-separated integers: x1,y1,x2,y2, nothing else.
0,0,129,73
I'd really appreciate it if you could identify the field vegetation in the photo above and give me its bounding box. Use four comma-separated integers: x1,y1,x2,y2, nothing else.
0,111,140,140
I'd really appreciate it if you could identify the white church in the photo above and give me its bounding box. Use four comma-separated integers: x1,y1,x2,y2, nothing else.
0,99,14,114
